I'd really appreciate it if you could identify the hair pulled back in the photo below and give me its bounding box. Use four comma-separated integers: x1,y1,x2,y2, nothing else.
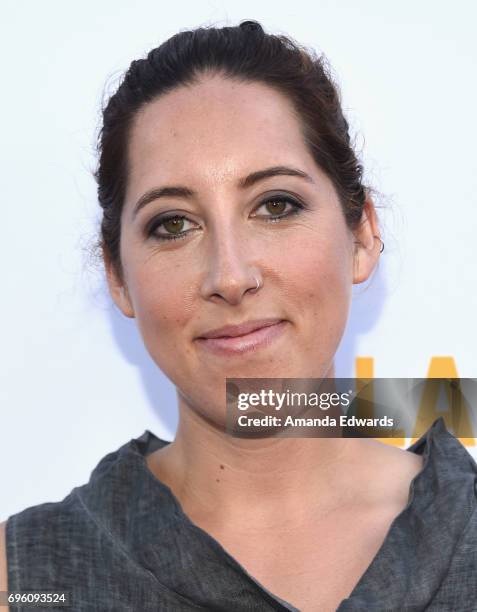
94,19,367,283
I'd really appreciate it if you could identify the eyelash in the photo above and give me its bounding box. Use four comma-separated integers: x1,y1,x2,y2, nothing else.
146,196,307,242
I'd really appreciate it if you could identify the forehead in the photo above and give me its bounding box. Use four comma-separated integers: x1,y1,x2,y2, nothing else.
125,75,318,201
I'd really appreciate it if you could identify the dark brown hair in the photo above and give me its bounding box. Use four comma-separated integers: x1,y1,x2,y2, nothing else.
94,19,367,283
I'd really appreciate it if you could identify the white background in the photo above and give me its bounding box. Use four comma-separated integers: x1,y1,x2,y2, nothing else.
1,0,476,520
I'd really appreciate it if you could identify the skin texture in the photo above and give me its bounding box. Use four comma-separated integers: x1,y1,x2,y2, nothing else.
102,74,425,610
104,73,389,515
0,75,423,612
109,73,380,419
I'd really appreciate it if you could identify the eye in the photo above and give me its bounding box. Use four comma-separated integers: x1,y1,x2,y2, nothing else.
147,214,199,241
146,195,307,242
252,195,306,222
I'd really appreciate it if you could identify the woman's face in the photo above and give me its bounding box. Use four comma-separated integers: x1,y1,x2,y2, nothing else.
107,73,378,426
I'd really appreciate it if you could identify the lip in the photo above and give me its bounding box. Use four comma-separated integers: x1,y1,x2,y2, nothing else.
198,318,285,339
195,319,288,356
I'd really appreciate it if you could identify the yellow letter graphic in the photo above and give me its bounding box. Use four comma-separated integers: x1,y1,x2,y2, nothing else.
409,357,474,446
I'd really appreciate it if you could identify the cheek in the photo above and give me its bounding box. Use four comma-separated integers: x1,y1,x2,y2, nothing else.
127,259,195,349
280,227,353,350
281,226,353,302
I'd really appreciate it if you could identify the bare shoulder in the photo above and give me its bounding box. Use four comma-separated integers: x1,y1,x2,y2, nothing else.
0,520,7,591
348,437,425,507
356,435,424,472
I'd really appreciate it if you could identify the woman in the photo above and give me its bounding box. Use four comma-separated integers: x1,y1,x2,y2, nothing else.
1,20,476,612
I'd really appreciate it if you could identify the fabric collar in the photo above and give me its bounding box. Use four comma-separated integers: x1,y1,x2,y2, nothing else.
75,416,477,611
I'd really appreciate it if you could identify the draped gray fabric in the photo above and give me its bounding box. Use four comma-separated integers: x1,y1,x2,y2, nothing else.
6,416,477,611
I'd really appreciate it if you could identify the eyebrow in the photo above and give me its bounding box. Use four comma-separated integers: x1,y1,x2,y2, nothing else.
131,165,314,219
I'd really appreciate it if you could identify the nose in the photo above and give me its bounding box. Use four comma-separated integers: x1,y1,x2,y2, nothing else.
199,231,262,305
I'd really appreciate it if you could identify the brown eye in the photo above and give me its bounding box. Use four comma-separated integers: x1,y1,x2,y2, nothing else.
163,217,185,234
147,214,198,241
147,195,307,242
253,196,305,222
264,199,287,215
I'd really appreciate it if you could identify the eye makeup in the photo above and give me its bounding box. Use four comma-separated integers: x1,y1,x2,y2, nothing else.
144,194,310,242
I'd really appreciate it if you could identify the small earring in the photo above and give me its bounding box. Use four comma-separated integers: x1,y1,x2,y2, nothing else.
374,235,384,253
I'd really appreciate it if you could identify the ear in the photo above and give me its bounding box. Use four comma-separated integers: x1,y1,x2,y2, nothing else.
352,195,383,284
103,251,135,318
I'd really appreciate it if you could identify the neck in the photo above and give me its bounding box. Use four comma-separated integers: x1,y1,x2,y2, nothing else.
147,365,370,531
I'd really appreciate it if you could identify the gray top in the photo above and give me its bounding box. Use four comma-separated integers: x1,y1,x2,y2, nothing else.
6,416,477,611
